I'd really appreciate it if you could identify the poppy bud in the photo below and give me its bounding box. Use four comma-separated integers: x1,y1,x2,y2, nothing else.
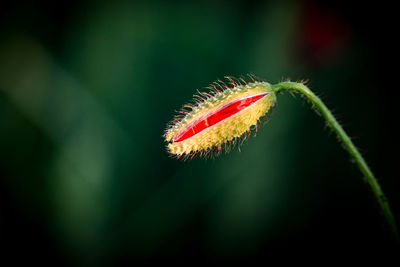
164,76,276,159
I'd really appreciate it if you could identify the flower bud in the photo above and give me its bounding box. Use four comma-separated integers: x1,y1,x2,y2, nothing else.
164,76,276,158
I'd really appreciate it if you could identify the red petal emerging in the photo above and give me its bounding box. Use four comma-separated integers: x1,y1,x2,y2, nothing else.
173,92,269,142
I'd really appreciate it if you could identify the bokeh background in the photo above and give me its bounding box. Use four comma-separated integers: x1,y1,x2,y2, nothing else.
1,0,399,264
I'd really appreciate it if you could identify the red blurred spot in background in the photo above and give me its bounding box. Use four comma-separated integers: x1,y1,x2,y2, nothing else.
300,1,352,66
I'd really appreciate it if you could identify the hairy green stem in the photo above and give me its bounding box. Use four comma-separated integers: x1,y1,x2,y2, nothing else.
273,81,399,241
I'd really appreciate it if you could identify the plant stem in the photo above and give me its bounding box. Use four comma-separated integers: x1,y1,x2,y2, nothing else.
273,81,399,241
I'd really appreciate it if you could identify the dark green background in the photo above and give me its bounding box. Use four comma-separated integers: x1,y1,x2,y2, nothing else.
1,0,398,264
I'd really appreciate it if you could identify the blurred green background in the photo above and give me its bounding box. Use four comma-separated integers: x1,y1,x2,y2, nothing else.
1,0,399,264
